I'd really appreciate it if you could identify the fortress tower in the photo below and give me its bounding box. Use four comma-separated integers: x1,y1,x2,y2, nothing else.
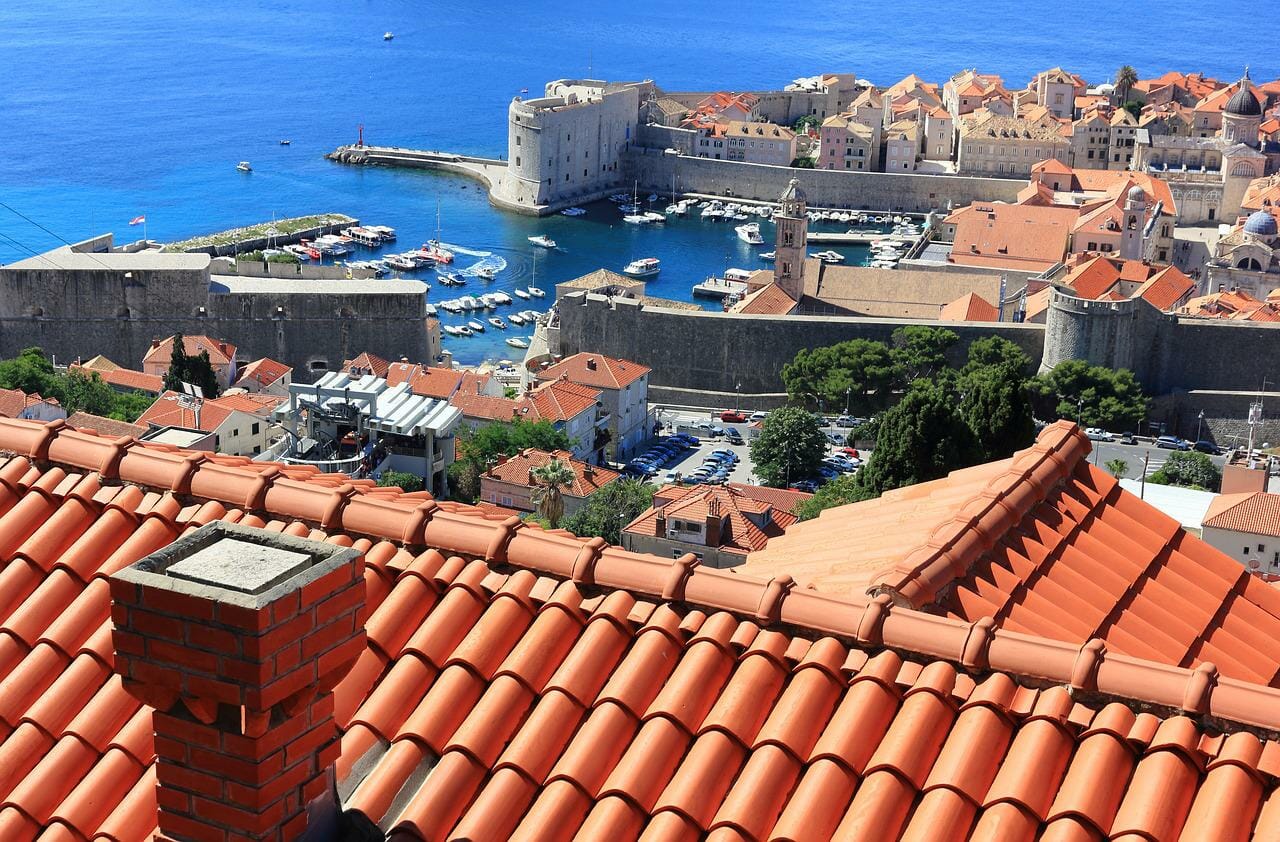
774,178,808,300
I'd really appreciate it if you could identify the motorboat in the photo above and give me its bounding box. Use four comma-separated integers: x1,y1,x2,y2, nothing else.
644,211,666,224
759,251,775,260
420,242,453,264
560,207,586,216
664,204,681,215
236,161,252,172
385,254,420,271
528,234,556,248
457,326,474,337
368,225,397,241
474,265,498,280
527,286,546,298
490,291,513,305
622,257,660,278
506,337,530,349
468,320,486,332
458,295,481,310
514,288,531,300
284,244,313,261
520,309,539,321
488,317,506,329
609,193,631,203
442,325,461,336
279,140,291,146
814,250,846,264
870,259,898,269
508,314,526,326
383,31,394,40
622,214,651,225
438,272,466,287
424,303,437,316
735,223,764,245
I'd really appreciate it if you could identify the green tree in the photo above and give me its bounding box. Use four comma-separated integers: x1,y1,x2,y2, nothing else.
1115,65,1139,104
789,156,816,168
377,470,424,493
0,347,57,396
890,325,959,387
1105,458,1129,478
57,369,118,416
794,474,872,521
1148,451,1221,491
163,333,221,398
447,459,482,503
460,418,573,466
750,406,827,487
793,115,820,134
855,382,982,497
963,335,1032,375
108,390,155,423
529,458,576,528
782,338,898,414
1028,360,1149,431
561,478,656,543
956,363,1035,460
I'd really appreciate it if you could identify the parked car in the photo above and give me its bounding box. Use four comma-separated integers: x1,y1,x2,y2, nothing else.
1085,427,1114,442
836,415,856,427
723,429,744,444
818,467,840,479
839,447,860,459
710,449,738,462
1193,440,1221,455
1117,432,1137,445
1155,435,1191,451
789,480,819,493
720,410,748,423
749,411,768,422
826,432,846,445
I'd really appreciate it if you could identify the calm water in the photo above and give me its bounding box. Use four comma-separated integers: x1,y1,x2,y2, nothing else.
1,0,1275,364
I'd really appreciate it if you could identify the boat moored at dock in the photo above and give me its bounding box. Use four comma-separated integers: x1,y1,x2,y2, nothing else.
622,257,660,278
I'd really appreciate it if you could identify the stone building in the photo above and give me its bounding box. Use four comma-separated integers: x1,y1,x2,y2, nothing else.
719,120,797,166
1206,210,1280,298
817,116,875,171
957,112,1069,176
480,448,620,517
943,69,1008,120
495,79,650,208
532,352,651,462
883,120,920,172
0,235,437,379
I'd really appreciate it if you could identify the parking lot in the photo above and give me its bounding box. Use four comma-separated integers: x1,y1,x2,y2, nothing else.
626,405,866,489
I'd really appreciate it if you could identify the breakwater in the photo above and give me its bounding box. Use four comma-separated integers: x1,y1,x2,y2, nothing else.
164,214,357,256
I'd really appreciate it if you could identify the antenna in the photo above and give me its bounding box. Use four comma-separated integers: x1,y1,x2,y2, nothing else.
177,381,205,431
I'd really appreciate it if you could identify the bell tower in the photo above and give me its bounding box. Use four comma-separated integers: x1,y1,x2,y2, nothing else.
774,178,808,300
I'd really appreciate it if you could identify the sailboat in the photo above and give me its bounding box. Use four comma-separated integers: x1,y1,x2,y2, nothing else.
622,180,652,225
423,199,453,263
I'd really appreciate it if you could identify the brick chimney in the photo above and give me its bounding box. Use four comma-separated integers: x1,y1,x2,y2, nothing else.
705,495,723,546
586,357,597,371
109,521,365,842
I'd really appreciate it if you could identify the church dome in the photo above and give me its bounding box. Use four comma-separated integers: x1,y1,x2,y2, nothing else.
1127,185,1146,203
1244,210,1278,236
1225,85,1262,117
780,178,806,203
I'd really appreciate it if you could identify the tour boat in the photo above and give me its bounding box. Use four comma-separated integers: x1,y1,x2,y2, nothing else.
383,32,395,40
474,265,498,280
467,320,485,332
514,289,531,300
560,207,586,216
384,254,419,271
279,140,291,146
489,317,506,329
508,314,526,326
622,257,660,278
527,286,546,298
506,337,530,349
369,225,397,241
735,223,764,245
759,251,775,260
528,235,557,249
236,161,252,173
814,250,846,264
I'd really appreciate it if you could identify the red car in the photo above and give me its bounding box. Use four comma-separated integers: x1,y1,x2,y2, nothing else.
720,410,748,423
840,447,860,458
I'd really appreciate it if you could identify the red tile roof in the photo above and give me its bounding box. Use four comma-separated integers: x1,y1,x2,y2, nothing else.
64,411,147,439
70,365,164,395
535,353,650,391
0,389,59,419
521,379,601,423
946,203,1076,272
624,484,797,556
1134,266,1196,311
134,391,276,432
342,352,391,379
484,449,620,497
724,482,812,514
1204,492,1280,538
7,418,1280,839
233,357,290,390
141,335,235,367
939,291,1000,322
733,282,797,315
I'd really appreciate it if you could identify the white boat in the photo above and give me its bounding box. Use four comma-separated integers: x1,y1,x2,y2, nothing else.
560,207,586,216
735,223,764,245
491,291,513,304
457,326,474,337
458,295,480,310
369,225,397,241
527,286,545,298
623,257,660,278
383,31,394,40
508,314,526,326
622,214,651,225
468,320,485,332
385,254,420,271
424,303,437,315
236,161,252,173
520,309,539,321
514,288,531,299
644,211,666,224
870,259,898,269
506,337,530,349
664,204,681,215
279,139,291,146
443,325,461,336
528,235,557,248
814,250,846,264
489,317,506,329
474,265,498,280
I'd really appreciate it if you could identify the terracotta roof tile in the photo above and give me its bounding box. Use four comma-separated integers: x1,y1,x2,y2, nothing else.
1204,492,1280,538
0,389,60,420
63,412,147,439
732,281,796,315
141,334,235,366
4,418,1280,837
535,353,650,391
342,351,391,379
939,291,1000,322
483,448,620,497
232,357,290,390
69,365,164,395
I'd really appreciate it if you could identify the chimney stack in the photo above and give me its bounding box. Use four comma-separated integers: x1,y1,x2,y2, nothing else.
109,521,365,842
586,357,597,371
705,495,723,546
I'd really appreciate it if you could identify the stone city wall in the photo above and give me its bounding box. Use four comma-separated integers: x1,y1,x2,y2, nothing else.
1150,390,1280,447
623,148,1023,212
556,292,1045,403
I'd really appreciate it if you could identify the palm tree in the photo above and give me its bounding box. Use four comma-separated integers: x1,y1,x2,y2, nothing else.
1115,65,1138,105
530,458,576,528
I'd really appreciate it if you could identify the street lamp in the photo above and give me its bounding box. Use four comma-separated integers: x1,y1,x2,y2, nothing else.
1077,398,1084,426
1196,410,1205,443
845,387,851,416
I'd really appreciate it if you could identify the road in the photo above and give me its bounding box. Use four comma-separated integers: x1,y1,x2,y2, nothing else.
1082,439,1227,480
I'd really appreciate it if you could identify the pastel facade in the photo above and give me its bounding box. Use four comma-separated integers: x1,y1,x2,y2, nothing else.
957,112,1069,176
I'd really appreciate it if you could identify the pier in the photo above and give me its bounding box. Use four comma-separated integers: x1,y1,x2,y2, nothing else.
328,145,506,190
163,214,357,256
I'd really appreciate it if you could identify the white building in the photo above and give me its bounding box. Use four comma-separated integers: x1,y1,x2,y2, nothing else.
1202,492,1280,576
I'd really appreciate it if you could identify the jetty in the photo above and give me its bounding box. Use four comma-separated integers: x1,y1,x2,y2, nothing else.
327,145,505,190
163,214,356,256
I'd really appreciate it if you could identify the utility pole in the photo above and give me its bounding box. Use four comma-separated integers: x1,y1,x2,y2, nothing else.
1196,410,1205,443
1140,451,1150,499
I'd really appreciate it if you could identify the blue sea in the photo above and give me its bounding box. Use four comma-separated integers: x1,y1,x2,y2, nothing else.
1,0,1275,365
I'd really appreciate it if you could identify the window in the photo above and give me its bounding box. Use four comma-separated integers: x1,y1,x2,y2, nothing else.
515,156,521,167
252,422,260,435
501,496,513,506
515,135,522,146
232,429,239,438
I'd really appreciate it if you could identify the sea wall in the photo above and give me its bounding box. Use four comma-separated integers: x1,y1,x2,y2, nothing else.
622,148,1023,212
556,292,1045,402
1150,390,1280,446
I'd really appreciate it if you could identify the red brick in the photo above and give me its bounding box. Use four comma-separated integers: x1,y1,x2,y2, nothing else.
128,658,184,691
108,577,141,607
225,756,313,809
285,725,337,769
281,811,309,840
111,629,147,657
221,710,311,760
268,590,301,626
184,673,242,706
158,810,229,842
156,782,193,813
302,771,331,805
273,641,301,674
149,639,221,674
190,794,286,836
216,602,272,633
299,613,356,660
154,712,223,750
249,661,318,711
126,607,186,642
154,734,191,764
157,760,225,799
316,738,341,770
141,586,216,621
308,691,335,723
316,634,365,683
186,624,241,656
243,611,313,661
313,582,364,624
299,565,355,607
110,603,130,627
190,746,283,787
218,655,274,686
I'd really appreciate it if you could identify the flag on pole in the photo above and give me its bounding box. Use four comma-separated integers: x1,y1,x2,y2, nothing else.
129,215,145,225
